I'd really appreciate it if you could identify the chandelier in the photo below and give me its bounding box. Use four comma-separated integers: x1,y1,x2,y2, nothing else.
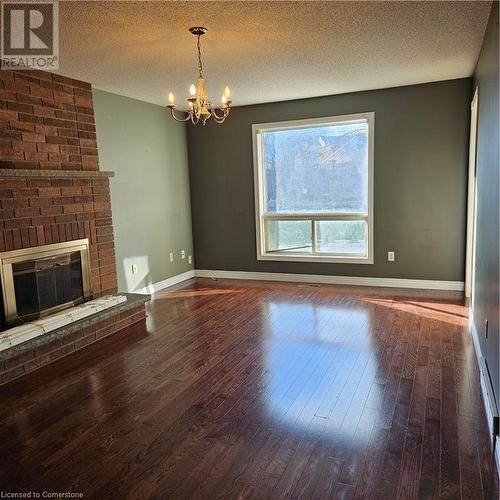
167,27,232,125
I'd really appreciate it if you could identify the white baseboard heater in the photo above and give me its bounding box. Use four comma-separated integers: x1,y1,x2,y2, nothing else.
479,357,499,444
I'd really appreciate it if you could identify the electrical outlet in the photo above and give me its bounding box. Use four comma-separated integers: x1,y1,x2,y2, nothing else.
188,255,192,264
387,251,395,262
131,263,138,275
169,252,174,263
181,250,186,260
485,318,489,339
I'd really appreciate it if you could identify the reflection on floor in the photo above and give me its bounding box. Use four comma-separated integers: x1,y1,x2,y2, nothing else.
0,278,497,499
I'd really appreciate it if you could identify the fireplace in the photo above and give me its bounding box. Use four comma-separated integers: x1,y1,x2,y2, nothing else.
0,69,150,385
0,240,92,328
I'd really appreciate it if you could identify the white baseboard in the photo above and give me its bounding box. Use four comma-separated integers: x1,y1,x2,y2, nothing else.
194,269,464,291
496,436,500,479
135,270,195,295
470,313,483,366
470,313,500,477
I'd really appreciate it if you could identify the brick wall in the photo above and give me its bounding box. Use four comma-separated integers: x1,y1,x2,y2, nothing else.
0,69,97,171
0,69,117,302
0,305,147,385
0,176,116,297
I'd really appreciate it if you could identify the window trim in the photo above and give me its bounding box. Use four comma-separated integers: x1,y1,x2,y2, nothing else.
252,112,374,264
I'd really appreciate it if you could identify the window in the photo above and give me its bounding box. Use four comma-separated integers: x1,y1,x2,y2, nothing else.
253,113,374,263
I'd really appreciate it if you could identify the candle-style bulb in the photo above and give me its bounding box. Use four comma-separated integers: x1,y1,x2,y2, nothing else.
168,92,175,106
224,86,231,98
189,84,196,97
221,95,227,107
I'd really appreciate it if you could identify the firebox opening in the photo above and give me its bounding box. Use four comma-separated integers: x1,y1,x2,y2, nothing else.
13,251,85,323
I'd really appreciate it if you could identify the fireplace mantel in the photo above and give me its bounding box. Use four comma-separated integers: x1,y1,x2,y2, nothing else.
0,169,114,178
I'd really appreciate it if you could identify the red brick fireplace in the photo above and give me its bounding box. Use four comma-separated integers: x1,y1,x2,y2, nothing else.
0,69,148,384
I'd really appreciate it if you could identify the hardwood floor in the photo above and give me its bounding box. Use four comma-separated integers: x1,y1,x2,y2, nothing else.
0,278,498,499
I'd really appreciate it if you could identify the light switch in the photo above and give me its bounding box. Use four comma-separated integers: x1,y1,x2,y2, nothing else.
387,251,395,262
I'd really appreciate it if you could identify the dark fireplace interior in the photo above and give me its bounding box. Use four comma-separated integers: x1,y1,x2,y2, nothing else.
12,251,84,324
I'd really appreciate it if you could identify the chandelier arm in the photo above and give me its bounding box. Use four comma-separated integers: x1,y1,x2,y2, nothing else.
212,115,227,124
209,104,229,121
169,108,191,122
190,113,200,125
210,110,228,124
211,114,226,124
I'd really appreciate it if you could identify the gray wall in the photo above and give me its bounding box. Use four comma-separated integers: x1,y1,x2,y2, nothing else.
187,79,471,280
93,89,193,293
473,2,499,402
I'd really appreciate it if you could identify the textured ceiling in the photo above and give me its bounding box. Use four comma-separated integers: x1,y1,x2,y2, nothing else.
56,1,491,107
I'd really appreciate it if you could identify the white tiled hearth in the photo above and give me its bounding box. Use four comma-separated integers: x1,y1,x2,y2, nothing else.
0,295,127,352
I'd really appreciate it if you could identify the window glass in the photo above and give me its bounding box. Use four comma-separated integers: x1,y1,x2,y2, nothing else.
263,121,368,214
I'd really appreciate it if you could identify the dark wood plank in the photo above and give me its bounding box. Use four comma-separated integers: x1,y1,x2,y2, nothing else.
440,327,463,500
458,414,483,500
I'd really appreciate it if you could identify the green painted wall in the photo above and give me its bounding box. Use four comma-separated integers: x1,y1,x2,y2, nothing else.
187,79,471,281
93,89,193,293
473,2,499,402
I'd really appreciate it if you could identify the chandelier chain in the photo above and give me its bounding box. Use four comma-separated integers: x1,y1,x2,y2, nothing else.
197,35,203,77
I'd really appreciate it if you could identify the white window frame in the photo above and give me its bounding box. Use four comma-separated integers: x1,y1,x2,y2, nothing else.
252,112,374,264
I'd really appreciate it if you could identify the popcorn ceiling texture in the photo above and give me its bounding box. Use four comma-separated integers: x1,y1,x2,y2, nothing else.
56,1,491,106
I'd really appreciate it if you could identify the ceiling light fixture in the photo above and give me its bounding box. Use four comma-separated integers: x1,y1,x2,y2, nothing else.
167,27,232,125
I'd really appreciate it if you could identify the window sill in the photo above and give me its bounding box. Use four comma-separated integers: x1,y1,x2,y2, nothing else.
257,253,374,265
